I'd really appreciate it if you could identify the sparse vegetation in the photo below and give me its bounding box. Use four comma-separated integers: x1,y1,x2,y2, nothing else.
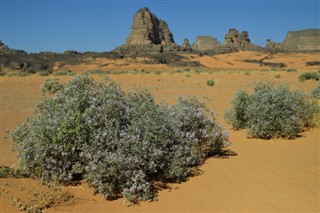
299,72,319,82
206,79,215,86
286,68,297,72
38,71,51,76
312,83,320,99
53,70,75,76
275,74,281,78
12,76,230,203
0,69,7,76
224,81,319,139
11,187,74,213
0,165,28,178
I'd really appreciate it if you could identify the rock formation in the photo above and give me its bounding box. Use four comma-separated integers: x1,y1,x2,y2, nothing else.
264,39,281,52
192,36,221,51
114,7,177,54
179,38,192,51
280,29,320,51
125,7,174,46
224,28,259,50
0,40,27,55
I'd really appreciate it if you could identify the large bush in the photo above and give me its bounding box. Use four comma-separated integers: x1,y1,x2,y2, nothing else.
225,81,319,139
12,76,229,203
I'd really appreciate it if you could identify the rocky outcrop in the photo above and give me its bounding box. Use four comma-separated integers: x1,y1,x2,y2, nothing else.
125,7,174,46
179,38,192,51
114,7,178,55
0,40,27,55
280,29,320,51
192,36,221,51
224,28,260,50
265,39,281,52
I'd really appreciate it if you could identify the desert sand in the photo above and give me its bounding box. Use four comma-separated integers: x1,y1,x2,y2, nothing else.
1,51,319,212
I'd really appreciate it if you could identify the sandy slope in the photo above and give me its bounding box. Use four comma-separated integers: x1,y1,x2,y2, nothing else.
1,58,319,212
51,51,320,73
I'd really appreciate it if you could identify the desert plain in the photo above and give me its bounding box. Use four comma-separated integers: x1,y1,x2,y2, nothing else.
0,51,319,213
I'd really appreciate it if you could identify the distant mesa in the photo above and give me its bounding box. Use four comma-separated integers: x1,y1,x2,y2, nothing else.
192,36,221,51
280,29,320,52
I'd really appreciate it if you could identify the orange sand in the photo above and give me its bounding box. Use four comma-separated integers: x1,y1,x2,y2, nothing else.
1,52,319,212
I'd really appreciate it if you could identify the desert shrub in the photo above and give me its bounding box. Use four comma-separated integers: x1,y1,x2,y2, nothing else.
38,71,51,76
206,80,215,86
299,72,319,82
225,81,319,139
312,83,320,99
275,74,281,78
0,165,28,178
53,70,75,76
12,76,229,203
286,68,297,72
0,69,7,76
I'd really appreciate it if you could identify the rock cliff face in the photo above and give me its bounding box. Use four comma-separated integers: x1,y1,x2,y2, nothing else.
0,40,27,55
280,29,320,51
114,7,177,54
125,7,175,46
192,36,221,51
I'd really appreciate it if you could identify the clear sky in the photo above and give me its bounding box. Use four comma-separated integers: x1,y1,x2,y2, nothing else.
1,0,319,53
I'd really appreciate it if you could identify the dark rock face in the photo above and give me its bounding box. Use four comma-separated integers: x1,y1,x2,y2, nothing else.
125,7,175,45
224,28,260,50
281,29,320,51
192,36,221,51
0,40,27,55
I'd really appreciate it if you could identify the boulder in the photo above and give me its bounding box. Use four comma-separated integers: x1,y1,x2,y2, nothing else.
192,36,221,51
280,29,320,51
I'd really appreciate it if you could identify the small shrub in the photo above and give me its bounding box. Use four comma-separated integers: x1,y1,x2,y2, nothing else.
299,72,319,82
12,76,229,203
206,80,215,86
225,81,319,139
53,70,75,76
185,74,192,78
275,74,281,78
312,83,320,99
0,70,7,76
38,71,51,76
244,70,250,75
155,70,162,75
286,68,297,72
17,72,31,77
0,165,28,178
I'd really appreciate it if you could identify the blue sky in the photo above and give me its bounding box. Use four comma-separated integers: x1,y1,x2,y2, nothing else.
1,0,319,53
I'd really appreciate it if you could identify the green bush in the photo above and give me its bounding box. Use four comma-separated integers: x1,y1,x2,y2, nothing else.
53,70,75,76
312,83,320,99
206,79,215,86
225,81,319,139
299,72,319,82
12,76,229,203
0,70,7,76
